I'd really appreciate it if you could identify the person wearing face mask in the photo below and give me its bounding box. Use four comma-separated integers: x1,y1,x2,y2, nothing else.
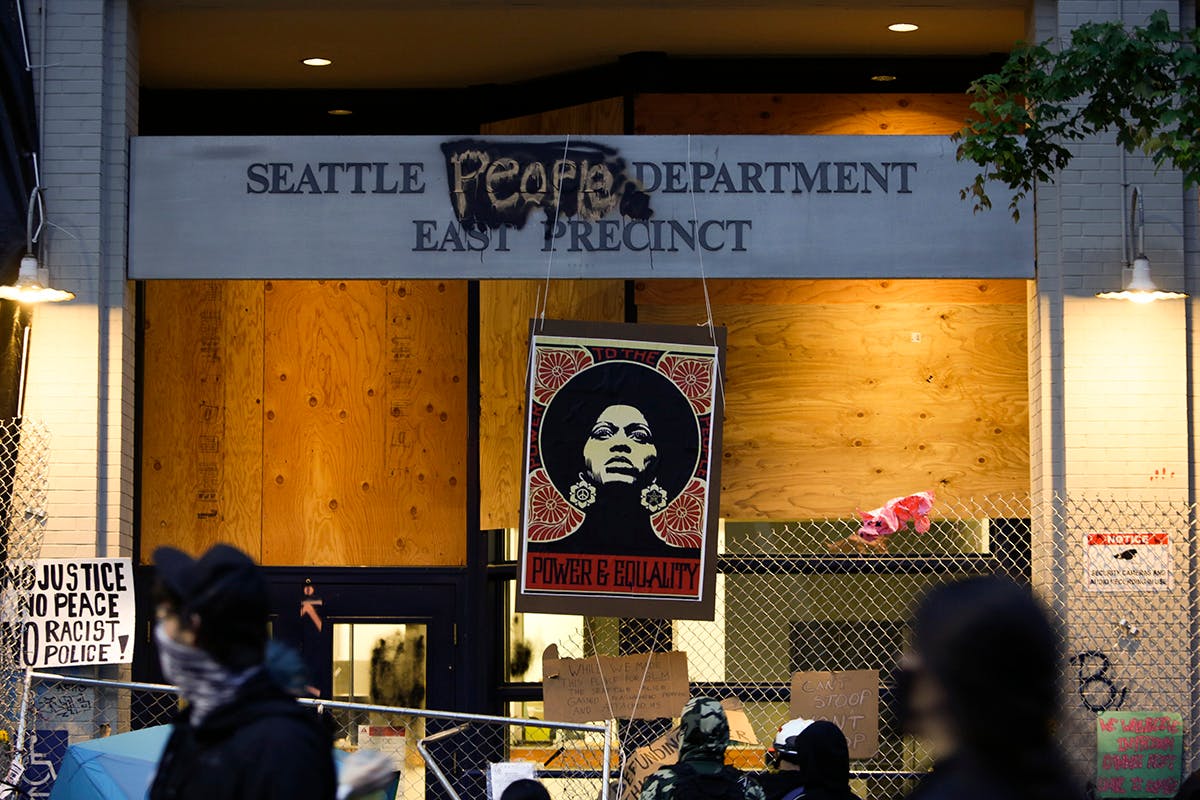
528,361,702,558
760,718,859,800
896,576,1084,800
148,544,336,800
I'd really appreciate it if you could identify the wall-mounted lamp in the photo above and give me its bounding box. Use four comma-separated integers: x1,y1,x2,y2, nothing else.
0,188,75,304
1096,186,1186,303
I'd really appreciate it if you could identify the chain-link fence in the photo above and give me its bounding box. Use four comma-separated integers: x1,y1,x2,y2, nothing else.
0,419,51,791
26,671,612,800
12,492,1200,799
509,492,1200,797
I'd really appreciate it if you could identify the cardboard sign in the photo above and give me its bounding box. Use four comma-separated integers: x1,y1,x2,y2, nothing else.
721,697,758,745
619,726,682,800
518,320,726,621
616,697,755,800
2,559,135,668
1095,712,1183,797
789,670,879,759
542,645,690,723
1087,533,1171,592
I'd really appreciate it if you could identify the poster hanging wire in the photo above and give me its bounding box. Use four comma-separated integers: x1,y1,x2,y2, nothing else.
536,135,573,330
685,135,727,408
583,617,662,800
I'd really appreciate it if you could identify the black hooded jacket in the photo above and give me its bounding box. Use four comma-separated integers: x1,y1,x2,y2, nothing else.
758,721,859,800
149,669,336,800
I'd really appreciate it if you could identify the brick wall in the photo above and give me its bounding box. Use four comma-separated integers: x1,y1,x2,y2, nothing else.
22,0,136,560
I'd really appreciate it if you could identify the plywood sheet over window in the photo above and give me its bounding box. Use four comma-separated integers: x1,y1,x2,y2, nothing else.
479,281,625,530
141,279,467,566
637,279,1029,519
478,97,627,531
634,93,971,136
141,280,264,559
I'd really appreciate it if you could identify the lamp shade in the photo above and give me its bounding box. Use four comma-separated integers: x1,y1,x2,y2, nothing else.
1096,256,1186,303
0,255,75,304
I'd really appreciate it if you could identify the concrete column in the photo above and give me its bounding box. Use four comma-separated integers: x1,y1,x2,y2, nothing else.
22,0,138,562
1029,0,1196,777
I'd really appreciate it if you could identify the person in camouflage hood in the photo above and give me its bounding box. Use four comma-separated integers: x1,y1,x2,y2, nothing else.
640,697,766,800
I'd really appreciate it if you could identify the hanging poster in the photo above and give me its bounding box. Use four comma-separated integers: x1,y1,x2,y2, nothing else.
1087,533,1171,592
1095,711,1183,797
517,320,725,620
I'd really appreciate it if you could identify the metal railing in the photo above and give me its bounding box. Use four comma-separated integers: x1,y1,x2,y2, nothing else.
23,671,613,800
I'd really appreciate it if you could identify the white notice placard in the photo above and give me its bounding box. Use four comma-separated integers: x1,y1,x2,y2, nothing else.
1087,533,1171,592
2,558,136,667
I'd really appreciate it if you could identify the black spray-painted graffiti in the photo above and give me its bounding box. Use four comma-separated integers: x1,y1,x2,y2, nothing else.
1070,650,1128,712
440,139,653,232
38,684,94,720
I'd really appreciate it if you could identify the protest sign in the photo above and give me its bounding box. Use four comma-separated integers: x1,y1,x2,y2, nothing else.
2,558,135,668
542,645,690,723
790,670,879,759
616,697,754,800
619,726,681,800
721,697,758,745
1095,711,1183,798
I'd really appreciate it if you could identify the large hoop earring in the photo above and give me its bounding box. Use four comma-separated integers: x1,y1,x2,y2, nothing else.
640,480,669,513
567,475,597,510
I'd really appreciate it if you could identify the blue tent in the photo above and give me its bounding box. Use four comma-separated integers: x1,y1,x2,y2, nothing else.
48,725,169,800
47,725,399,800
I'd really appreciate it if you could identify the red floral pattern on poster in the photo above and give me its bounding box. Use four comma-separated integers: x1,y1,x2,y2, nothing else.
651,478,707,548
658,354,715,415
526,468,584,542
532,347,594,406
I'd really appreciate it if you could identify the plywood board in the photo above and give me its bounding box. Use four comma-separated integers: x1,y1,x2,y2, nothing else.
638,281,1029,519
140,280,264,562
382,280,468,566
262,280,390,566
482,97,624,135
261,280,469,566
479,280,625,530
634,93,972,135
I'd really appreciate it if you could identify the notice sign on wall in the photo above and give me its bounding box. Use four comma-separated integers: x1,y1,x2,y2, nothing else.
1087,533,1171,592
2,559,135,668
790,670,880,759
1095,712,1183,798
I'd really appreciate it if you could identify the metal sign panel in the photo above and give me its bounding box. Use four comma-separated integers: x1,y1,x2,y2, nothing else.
129,135,1032,280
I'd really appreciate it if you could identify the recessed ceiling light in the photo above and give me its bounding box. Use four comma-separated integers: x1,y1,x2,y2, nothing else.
327,109,353,116
888,22,919,32
871,74,898,82
301,57,332,67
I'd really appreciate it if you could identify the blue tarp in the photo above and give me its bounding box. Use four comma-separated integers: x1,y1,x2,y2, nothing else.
48,726,169,800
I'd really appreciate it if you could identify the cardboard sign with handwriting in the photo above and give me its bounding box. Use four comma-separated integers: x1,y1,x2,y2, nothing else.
790,670,879,759
619,726,681,800
616,697,755,800
721,697,758,745
542,645,690,723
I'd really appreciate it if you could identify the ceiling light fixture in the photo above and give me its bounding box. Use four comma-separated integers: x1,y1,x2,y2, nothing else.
327,109,353,116
888,23,919,32
301,57,332,67
871,74,897,82
1096,186,1186,303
